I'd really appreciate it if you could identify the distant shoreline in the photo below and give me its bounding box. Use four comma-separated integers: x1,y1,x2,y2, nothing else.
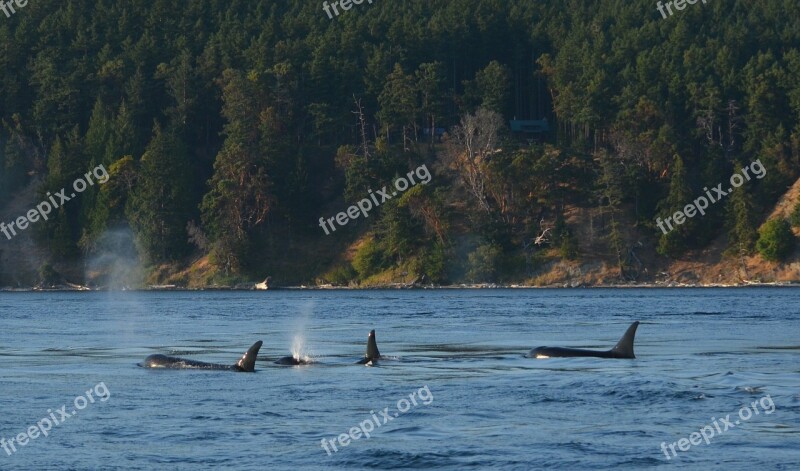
2,281,798,292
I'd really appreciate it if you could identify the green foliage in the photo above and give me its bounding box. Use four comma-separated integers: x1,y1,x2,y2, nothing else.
657,155,693,257
466,244,502,282
378,64,417,144
559,232,579,260
596,150,626,271
415,62,447,141
756,219,795,262
352,238,387,279
338,140,410,203
126,125,193,263
1,0,799,284
725,167,759,258
80,156,138,251
38,128,86,257
419,243,449,284
552,212,579,260
201,69,277,273
376,194,424,262
0,115,35,206
37,263,61,286
790,200,800,228
465,61,511,115
323,264,357,286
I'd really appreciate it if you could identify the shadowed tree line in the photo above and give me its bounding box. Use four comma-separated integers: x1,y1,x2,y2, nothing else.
0,0,798,285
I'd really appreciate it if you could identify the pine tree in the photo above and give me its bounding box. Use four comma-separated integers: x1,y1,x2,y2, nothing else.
725,164,758,259
415,62,447,145
597,151,625,275
474,61,511,116
126,124,193,262
38,127,85,258
657,154,694,257
378,64,418,148
200,69,275,273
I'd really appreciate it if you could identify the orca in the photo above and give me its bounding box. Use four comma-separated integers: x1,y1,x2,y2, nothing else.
528,321,639,359
140,341,263,372
356,329,381,364
274,355,311,366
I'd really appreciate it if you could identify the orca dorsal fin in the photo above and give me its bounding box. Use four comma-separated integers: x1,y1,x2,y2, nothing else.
365,330,380,360
610,321,639,358
236,341,263,372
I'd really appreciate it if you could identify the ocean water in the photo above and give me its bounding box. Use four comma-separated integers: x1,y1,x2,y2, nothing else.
0,288,798,470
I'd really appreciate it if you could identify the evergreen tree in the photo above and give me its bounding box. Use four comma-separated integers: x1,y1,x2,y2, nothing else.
597,151,625,275
201,69,275,273
415,62,447,144
126,124,193,262
756,219,795,262
725,164,759,259
473,61,511,116
378,64,418,147
0,0,799,284
657,155,694,257
38,127,85,258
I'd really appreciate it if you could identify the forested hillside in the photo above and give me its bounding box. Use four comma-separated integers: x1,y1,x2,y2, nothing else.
1,0,799,287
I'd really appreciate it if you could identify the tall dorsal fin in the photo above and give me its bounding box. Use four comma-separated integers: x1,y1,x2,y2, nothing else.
365,330,380,359
236,341,263,372
610,321,639,358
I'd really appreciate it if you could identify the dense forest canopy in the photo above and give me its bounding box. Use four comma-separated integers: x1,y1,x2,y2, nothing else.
1,0,799,286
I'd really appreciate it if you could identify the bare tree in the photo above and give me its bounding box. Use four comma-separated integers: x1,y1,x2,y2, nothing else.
444,108,503,213
352,95,371,162
725,99,741,161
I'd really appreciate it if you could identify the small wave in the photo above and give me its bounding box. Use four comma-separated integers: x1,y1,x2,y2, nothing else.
755,345,800,350
355,450,473,469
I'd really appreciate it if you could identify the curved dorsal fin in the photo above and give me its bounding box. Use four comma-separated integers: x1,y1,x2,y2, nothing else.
610,321,639,358
236,340,263,372
366,330,380,359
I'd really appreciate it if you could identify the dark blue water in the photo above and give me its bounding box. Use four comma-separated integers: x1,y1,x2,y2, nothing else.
0,289,798,470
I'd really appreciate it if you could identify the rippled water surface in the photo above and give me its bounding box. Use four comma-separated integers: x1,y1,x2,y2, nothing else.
0,288,798,470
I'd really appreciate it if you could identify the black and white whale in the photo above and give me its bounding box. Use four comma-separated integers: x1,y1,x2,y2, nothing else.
528,321,639,359
274,354,312,365
140,341,263,372
357,329,381,365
